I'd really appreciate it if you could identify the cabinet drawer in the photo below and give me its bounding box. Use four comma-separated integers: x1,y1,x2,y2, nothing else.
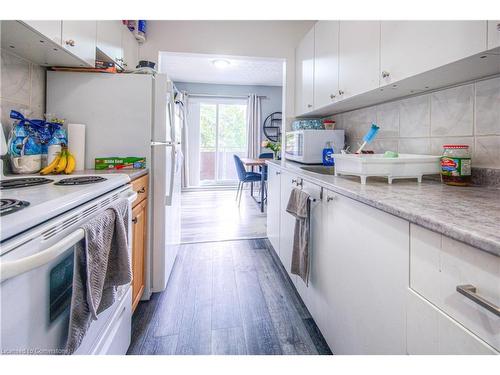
410,224,500,351
131,174,148,207
407,289,498,354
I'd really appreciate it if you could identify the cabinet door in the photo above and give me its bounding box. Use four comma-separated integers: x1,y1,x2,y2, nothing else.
122,26,139,70
407,289,498,354
132,200,147,311
295,26,315,116
314,21,339,109
96,21,124,66
266,165,281,254
294,180,325,330
381,21,487,85
338,21,380,100
323,191,409,354
23,21,62,45
488,21,500,50
61,21,96,67
279,171,297,283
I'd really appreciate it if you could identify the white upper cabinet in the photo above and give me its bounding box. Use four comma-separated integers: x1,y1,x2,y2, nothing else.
295,27,315,116
121,26,139,70
338,21,381,100
23,21,62,45
380,21,487,85
313,21,339,110
61,21,96,67
488,21,500,50
96,21,124,66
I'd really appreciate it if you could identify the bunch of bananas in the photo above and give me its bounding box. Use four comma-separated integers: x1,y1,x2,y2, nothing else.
40,148,76,175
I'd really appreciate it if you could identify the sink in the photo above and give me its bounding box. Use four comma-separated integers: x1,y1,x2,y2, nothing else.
300,165,335,175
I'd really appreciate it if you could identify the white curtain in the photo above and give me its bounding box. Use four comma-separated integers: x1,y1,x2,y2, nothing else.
181,94,190,188
246,94,261,159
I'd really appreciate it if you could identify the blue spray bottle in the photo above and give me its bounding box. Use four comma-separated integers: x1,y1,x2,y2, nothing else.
322,141,335,166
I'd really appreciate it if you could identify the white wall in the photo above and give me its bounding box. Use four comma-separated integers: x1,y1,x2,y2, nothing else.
139,20,315,122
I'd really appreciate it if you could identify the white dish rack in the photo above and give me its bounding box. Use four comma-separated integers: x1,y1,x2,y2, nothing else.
334,154,441,184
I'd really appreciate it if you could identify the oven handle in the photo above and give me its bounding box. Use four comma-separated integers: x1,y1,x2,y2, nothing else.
1,229,85,283
1,191,137,283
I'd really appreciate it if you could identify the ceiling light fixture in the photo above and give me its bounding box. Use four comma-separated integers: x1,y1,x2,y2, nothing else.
212,59,231,69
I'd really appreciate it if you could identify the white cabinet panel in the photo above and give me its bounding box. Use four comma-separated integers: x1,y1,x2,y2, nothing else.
314,21,339,109
407,289,498,354
488,21,500,50
278,171,297,283
338,21,380,100
381,21,487,85
23,21,62,45
97,21,124,65
410,224,500,352
266,165,281,254
61,21,96,67
294,180,323,326
122,26,139,70
323,191,409,354
295,27,315,116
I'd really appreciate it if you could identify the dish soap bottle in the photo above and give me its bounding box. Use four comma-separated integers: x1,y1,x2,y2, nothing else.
322,141,334,166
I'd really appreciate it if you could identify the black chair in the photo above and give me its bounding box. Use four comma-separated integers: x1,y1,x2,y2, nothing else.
233,155,263,206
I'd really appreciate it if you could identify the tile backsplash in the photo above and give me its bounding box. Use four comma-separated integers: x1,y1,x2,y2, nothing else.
0,48,46,136
332,75,500,169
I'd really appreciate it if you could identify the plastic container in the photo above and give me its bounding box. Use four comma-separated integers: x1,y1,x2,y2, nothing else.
440,144,472,186
334,153,441,184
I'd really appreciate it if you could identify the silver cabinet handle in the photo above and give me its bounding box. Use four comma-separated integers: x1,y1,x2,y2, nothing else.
307,104,313,108
275,171,281,175
338,89,344,96
382,71,390,78
138,187,146,194
65,39,75,47
330,94,336,99
132,217,138,224
291,178,303,187
456,285,500,317
326,196,335,202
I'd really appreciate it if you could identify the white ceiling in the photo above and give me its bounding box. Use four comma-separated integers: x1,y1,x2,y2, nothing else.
159,52,284,87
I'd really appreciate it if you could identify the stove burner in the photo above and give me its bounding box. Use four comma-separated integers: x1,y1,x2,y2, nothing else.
55,176,107,186
0,177,53,190
0,199,30,216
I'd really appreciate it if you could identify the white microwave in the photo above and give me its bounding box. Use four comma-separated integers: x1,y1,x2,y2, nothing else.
285,129,345,164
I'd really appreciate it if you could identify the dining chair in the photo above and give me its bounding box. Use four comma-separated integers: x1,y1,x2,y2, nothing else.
233,155,263,206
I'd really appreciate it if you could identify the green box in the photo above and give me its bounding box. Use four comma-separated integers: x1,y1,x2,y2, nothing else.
95,157,146,170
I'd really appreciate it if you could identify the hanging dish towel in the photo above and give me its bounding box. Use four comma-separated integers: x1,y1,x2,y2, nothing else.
66,200,132,354
286,187,311,285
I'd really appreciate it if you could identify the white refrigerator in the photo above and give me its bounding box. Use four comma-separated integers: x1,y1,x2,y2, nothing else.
47,71,183,298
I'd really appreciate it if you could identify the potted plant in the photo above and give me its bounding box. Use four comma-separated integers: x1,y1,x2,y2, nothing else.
261,140,281,160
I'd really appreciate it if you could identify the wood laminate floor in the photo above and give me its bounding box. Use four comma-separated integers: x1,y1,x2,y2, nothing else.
181,188,267,243
128,239,331,355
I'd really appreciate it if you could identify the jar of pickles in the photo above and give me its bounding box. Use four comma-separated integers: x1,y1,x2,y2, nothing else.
440,144,472,186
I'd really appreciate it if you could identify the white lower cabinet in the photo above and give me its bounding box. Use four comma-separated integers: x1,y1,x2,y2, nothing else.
410,224,500,352
266,165,281,254
267,166,498,355
278,171,297,282
322,190,409,354
407,289,498,354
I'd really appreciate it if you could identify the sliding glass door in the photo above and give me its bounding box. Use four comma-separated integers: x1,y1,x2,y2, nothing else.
187,97,248,187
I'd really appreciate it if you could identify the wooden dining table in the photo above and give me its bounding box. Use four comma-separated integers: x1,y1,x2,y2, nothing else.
240,157,269,213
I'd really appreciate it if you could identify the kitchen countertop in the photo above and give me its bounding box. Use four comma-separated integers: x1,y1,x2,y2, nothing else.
267,160,500,257
80,168,149,181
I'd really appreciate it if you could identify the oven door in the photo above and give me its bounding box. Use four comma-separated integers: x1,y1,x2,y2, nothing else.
0,188,136,355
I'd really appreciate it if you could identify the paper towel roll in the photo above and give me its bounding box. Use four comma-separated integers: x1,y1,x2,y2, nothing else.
67,123,86,171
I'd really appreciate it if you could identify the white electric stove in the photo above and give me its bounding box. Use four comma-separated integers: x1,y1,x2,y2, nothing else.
0,173,131,244
0,172,135,355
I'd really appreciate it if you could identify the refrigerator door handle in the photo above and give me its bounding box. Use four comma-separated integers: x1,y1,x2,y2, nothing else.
165,145,176,206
